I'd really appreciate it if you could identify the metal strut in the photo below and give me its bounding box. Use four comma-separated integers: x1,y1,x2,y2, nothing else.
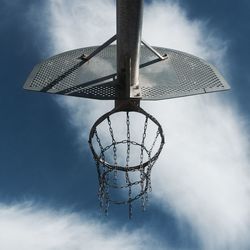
141,39,168,60
79,35,117,60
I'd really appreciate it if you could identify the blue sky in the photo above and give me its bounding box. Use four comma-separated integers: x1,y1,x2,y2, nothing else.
0,0,250,249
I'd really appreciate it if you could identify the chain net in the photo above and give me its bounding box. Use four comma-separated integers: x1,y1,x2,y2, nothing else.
89,104,165,218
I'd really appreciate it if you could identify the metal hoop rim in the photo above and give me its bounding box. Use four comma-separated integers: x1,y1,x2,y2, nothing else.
88,105,165,171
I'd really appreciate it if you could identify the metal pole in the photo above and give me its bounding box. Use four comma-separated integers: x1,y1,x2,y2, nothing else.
116,0,143,99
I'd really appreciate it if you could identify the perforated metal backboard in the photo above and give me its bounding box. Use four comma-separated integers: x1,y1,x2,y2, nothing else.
24,45,230,100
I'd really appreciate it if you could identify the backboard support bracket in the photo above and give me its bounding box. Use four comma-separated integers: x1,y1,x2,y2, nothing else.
79,34,117,61
141,39,168,60
76,33,167,100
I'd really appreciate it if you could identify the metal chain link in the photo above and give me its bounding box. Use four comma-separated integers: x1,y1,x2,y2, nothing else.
140,116,148,210
149,129,160,155
94,129,109,215
147,129,160,193
126,112,130,167
107,117,118,184
126,112,132,218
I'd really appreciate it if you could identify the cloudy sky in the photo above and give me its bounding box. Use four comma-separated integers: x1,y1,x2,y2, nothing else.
1,0,250,249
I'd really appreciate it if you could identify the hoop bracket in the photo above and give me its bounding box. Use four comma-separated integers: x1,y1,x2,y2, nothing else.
115,99,140,111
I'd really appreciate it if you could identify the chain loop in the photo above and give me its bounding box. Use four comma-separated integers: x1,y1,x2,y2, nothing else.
107,117,118,184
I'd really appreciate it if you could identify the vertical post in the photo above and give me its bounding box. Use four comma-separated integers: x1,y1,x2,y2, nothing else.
116,0,143,99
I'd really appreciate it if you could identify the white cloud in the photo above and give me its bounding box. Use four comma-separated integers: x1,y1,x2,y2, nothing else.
45,0,250,249
47,0,116,54
143,1,228,71
147,96,250,250
0,203,164,250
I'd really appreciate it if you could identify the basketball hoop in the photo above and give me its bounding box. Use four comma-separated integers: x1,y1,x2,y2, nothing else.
24,0,230,218
89,101,165,217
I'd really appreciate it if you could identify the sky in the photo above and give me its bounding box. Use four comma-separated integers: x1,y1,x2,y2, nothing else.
0,0,250,249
